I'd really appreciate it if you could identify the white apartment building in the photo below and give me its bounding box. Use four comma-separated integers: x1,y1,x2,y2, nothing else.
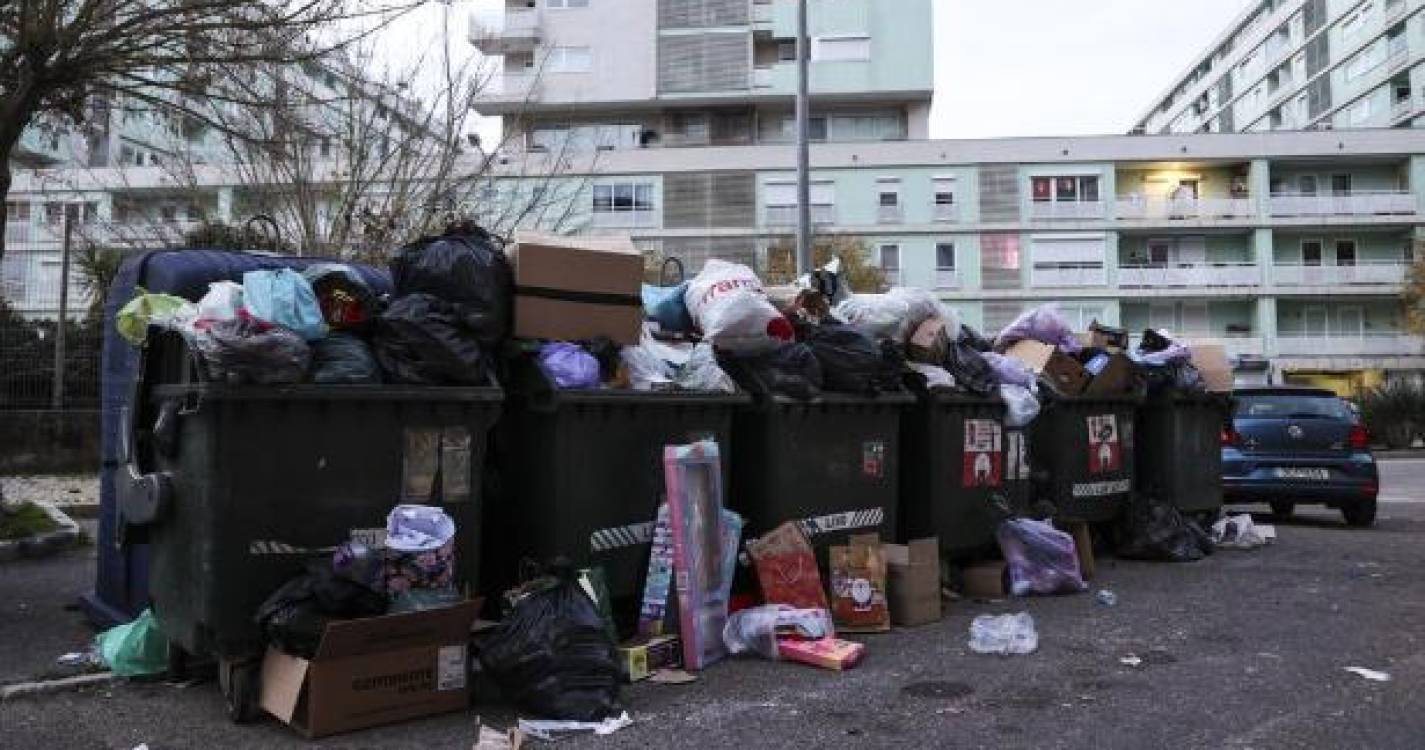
1134,0,1425,134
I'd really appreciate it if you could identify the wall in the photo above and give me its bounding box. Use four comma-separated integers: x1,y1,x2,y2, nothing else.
1271,229,1413,262
530,0,658,105
0,411,100,475
1276,297,1405,333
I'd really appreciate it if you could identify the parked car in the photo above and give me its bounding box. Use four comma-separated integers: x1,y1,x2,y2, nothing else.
1222,387,1378,527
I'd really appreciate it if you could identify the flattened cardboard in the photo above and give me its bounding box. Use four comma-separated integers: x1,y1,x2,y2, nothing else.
885,538,941,627
508,231,644,345
961,560,1008,599
1056,519,1095,581
1190,344,1233,393
260,601,480,739
1084,353,1139,397
1005,340,1090,397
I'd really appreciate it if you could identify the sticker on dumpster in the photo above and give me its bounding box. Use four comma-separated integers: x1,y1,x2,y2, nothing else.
1071,479,1132,498
862,441,886,478
437,645,467,691
1086,414,1122,475
962,419,1003,488
1005,432,1030,483
590,521,655,553
350,528,387,548
798,508,885,537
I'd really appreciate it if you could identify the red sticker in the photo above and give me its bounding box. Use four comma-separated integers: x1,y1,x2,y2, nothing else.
862,441,885,478
962,419,1003,488
1087,414,1122,474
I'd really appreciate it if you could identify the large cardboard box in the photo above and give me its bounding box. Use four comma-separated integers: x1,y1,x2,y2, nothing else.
507,231,644,345
1190,344,1233,393
884,538,942,627
1004,340,1091,397
259,601,480,739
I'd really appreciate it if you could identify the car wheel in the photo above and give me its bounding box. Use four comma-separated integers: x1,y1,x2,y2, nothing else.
1269,501,1295,520
1342,499,1377,528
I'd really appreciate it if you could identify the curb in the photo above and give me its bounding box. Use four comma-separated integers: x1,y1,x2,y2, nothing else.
0,673,119,702
0,502,82,562
52,503,99,520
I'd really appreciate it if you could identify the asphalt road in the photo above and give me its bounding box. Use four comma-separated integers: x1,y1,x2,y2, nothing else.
3,464,1425,749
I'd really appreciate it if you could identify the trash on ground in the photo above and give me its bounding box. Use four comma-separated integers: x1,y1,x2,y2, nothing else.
1344,667,1391,682
1096,589,1119,607
884,538,942,627
473,720,526,750
968,613,1038,656
746,521,830,611
1212,513,1268,550
664,441,742,671
777,637,867,670
616,635,682,683
1116,495,1214,562
828,534,891,633
998,518,1087,596
648,668,698,685
1120,655,1143,667
723,605,834,660
517,711,634,742
95,608,169,677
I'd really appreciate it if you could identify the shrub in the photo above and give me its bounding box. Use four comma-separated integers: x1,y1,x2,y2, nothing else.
1357,381,1425,449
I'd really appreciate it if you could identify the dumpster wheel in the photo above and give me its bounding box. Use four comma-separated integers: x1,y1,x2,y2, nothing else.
219,656,261,724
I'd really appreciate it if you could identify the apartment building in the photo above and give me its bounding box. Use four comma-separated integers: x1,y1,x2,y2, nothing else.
1133,0,1425,134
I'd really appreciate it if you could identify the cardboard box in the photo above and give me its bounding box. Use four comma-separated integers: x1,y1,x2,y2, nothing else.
259,601,480,739
907,317,950,365
507,231,644,345
1084,353,1139,397
1190,344,1233,393
1004,340,1091,397
884,538,942,627
777,637,866,671
961,560,1008,599
1088,321,1129,351
616,635,682,683
1055,518,1095,581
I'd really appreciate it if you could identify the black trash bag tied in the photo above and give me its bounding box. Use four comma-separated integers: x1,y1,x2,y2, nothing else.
254,560,388,659
374,293,488,385
309,332,382,384
944,339,998,397
389,227,513,348
720,343,824,400
191,315,310,385
1116,494,1214,562
803,322,903,395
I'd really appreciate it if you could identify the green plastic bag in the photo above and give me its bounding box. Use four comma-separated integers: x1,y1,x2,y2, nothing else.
96,608,169,677
116,289,195,346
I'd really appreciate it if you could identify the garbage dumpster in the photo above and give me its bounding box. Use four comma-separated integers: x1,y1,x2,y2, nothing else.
483,353,747,614
86,249,394,629
1135,393,1229,515
1028,396,1139,523
900,392,1017,559
118,330,501,718
730,390,913,558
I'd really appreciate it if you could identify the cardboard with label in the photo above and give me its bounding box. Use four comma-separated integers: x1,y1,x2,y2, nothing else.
1189,343,1233,393
884,538,942,627
1004,340,1091,397
259,601,480,739
616,635,682,683
507,231,644,345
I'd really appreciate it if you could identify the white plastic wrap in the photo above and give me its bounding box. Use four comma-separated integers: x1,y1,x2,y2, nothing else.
834,288,960,343
195,281,244,324
908,362,957,390
999,384,1041,427
676,344,737,393
684,260,793,354
968,613,1039,656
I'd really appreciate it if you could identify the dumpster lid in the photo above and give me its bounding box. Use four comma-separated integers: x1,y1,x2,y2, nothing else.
152,382,504,403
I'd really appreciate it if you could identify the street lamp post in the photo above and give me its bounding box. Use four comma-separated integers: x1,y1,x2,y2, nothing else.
794,0,812,275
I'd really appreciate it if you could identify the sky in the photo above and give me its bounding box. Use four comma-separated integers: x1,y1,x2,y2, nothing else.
386,0,1258,141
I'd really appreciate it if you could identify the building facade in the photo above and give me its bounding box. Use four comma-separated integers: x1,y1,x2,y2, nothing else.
1133,0,1425,134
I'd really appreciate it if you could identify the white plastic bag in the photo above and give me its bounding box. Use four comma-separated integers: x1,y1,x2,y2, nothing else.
676,343,737,393
908,362,957,390
195,281,244,324
723,605,834,660
684,260,793,354
999,384,1041,427
1211,513,1267,550
968,613,1038,655
834,287,958,343
385,504,456,552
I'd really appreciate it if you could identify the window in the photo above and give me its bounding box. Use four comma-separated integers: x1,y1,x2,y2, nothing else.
764,179,835,224
184,203,201,222
1331,174,1352,195
813,36,871,62
1302,239,1323,265
160,205,177,224
878,244,901,272
935,243,955,270
4,201,29,223
777,41,797,62
933,178,956,206
1031,175,1100,203
1346,42,1385,81
877,184,899,207
592,181,654,226
1349,97,1372,125
319,138,332,158
44,203,65,225
807,117,828,141
545,46,592,73
1147,239,1172,266
1298,175,1318,195
1336,239,1357,266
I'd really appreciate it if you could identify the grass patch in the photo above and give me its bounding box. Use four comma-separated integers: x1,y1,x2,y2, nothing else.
0,503,60,541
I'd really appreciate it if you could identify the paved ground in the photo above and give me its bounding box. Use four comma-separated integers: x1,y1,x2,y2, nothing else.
2,462,1424,749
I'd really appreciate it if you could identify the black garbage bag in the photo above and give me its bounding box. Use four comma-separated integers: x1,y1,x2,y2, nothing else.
302,263,380,333
1141,362,1205,398
944,340,997,397
389,228,512,347
309,333,382,384
804,323,902,395
254,561,388,658
721,344,823,400
957,323,994,353
373,293,488,385
478,567,620,721
192,316,311,385
1116,494,1214,562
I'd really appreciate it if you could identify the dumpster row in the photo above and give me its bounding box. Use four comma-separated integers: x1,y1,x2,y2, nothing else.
88,232,1234,733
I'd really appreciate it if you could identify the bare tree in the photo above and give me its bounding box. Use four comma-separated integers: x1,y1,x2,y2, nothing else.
764,234,889,293
0,0,426,264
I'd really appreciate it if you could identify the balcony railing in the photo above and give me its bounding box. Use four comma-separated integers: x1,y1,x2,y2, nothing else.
1118,262,1261,288
765,205,836,226
1030,265,1107,287
934,269,959,289
1268,191,1417,217
933,203,959,222
1274,333,1422,356
468,8,540,54
1272,261,1409,286
1115,195,1254,221
1392,94,1418,122
480,73,539,105
752,66,773,88
1387,39,1410,72
1029,200,1105,221
877,205,903,224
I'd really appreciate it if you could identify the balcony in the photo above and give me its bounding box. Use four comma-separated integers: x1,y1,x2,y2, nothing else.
877,205,902,224
1115,195,1254,221
478,73,540,107
752,66,774,88
752,1,774,23
764,205,836,226
1272,262,1409,287
1029,200,1105,221
933,203,959,223
468,8,540,55
1030,265,1107,288
934,269,959,290
1118,262,1261,288
1387,39,1410,73
1268,191,1417,218
1392,94,1418,123
1275,333,1422,357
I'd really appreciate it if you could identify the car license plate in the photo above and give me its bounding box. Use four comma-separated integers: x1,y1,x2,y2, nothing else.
1274,468,1330,481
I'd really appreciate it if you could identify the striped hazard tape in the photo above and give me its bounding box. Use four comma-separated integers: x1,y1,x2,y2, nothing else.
589,521,655,553
248,540,338,556
797,507,886,537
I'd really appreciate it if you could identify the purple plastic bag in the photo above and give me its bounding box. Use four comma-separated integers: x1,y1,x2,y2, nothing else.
538,342,601,389
1134,342,1192,367
993,306,1082,354
996,518,1087,597
982,352,1036,388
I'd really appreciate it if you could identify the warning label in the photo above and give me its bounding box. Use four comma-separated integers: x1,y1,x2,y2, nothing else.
962,419,1003,488
1086,414,1122,475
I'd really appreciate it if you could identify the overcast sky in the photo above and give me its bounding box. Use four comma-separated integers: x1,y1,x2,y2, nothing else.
397,0,1257,141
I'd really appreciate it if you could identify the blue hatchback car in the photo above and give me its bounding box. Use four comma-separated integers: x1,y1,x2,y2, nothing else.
1222,387,1378,527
